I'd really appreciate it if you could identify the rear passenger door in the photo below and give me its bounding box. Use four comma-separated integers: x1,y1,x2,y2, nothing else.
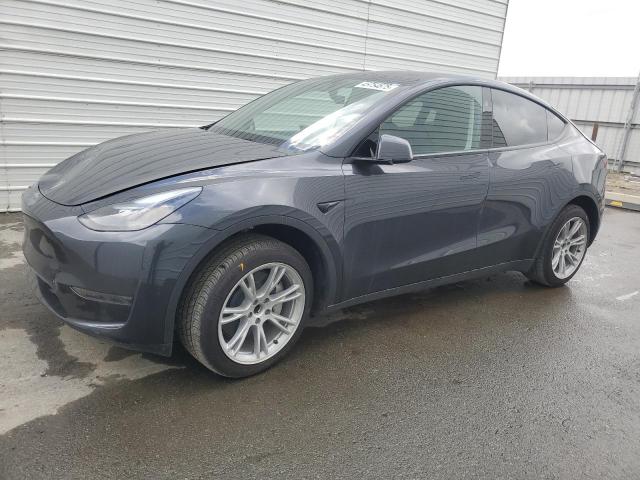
477,88,574,265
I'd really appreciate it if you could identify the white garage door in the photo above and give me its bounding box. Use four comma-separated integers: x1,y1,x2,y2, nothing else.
0,0,509,211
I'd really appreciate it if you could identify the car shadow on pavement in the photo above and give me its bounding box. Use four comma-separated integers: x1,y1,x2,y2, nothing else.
146,270,574,379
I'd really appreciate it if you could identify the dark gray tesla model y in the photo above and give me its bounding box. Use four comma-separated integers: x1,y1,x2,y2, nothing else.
22,72,607,377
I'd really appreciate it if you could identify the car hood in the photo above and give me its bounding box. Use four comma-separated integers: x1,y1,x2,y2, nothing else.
38,128,287,205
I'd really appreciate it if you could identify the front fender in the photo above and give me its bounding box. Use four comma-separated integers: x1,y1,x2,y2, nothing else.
161,212,342,351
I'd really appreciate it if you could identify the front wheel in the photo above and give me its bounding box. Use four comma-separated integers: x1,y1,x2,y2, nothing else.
527,204,590,287
178,234,313,377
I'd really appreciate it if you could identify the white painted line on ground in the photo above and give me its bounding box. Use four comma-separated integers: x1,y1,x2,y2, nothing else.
616,291,639,301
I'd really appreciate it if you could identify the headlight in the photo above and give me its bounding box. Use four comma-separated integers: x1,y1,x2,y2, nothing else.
78,187,202,231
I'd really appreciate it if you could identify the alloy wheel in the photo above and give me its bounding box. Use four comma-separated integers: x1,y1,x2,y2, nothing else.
552,216,588,279
218,262,305,365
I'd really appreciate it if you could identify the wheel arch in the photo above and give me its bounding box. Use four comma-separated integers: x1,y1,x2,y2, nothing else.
531,192,601,262
249,223,332,312
567,194,600,246
162,215,341,351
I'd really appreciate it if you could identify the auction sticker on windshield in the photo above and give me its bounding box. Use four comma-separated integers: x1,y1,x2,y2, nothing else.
354,81,399,92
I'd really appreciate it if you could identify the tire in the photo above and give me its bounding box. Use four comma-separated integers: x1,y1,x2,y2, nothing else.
177,234,313,378
526,204,590,287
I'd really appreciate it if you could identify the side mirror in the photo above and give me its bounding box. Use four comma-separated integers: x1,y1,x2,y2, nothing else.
376,134,413,164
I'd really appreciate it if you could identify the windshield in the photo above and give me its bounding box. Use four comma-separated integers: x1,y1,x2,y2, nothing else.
209,77,401,152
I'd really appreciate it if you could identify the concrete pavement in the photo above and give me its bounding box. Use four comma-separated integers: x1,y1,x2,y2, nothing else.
1,208,639,479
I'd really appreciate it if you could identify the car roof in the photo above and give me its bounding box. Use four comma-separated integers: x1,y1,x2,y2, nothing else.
318,70,520,87
319,70,564,116
318,70,544,99
317,70,456,86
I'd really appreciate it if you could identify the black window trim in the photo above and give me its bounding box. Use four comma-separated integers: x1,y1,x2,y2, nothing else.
486,86,569,153
347,82,572,161
546,108,568,142
376,83,490,160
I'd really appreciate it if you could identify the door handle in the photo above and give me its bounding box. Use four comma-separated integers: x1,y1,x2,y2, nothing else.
460,171,481,181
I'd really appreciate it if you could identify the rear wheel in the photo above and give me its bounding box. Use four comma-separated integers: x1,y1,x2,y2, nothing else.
178,234,312,377
527,204,590,287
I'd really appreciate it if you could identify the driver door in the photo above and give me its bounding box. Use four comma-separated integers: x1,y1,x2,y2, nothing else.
342,85,492,300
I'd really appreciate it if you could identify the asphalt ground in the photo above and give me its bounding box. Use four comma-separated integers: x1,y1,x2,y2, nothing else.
1,208,639,479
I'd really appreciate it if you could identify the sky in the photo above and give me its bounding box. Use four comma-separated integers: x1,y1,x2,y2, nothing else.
498,0,640,77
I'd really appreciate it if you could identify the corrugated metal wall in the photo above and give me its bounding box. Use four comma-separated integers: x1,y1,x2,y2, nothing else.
0,0,509,211
501,76,640,172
